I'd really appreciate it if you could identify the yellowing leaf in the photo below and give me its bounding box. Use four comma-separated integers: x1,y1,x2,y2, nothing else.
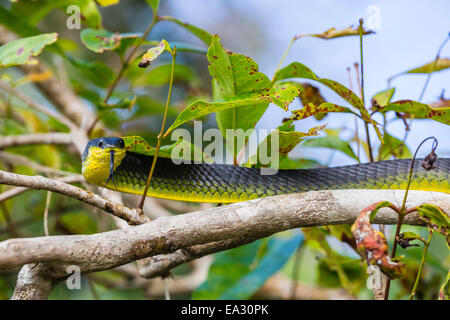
381,100,450,125
96,0,119,6
297,25,374,40
138,39,171,68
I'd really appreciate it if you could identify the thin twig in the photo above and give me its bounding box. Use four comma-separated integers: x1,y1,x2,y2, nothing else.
138,47,177,210
43,191,52,237
358,19,374,162
409,230,433,300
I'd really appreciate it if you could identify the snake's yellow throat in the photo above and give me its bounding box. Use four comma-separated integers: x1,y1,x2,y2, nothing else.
81,138,126,187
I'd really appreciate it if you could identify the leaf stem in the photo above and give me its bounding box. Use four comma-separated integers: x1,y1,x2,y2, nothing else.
138,47,177,210
272,36,296,82
358,19,374,163
409,230,433,300
384,136,437,299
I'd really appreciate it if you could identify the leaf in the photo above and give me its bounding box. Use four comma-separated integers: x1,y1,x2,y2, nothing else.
381,100,450,125
278,157,322,169
122,136,212,163
371,87,395,109
273,62,382,142
416,204,449,246
402,58,450,74
160,16,213,46
302,135,359,162
138,39,172,68
378,131,412,160
192,233,303,299
298,83,328,120
164,87,298,135
79,0,103,28
146,0,160,11
0,33,58,68
206,35,297,155
248,125,326,167
351,202,406,279
80,28,141,53
96,0,119,6
397,231,424,249
284,103,355,122
66,56,115,88
298,25,374,40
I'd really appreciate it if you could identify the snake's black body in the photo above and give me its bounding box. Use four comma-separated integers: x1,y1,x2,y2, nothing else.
110,152,450,203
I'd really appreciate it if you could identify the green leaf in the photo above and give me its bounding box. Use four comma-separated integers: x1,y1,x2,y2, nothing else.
0,33,58,68
78,0,103,28
378,131,411,160
192,233,303,299
416,204,449,242
381,100,450,125
138,39,172,67
146,0,160,11
278,157,322,169
371,87,395,109
273,62,382,142
122,136,212,163
80,28,141,53
165,87,297,135
66,56,115,88
160,16,213,46
302,135,359,162
206,35,298,155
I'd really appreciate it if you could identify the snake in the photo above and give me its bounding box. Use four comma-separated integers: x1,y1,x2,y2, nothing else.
81,136,450,203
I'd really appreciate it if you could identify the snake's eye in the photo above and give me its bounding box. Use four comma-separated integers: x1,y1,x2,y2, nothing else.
119,140,125,148
97,140,104,148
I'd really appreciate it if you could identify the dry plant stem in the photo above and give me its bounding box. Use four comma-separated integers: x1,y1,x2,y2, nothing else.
409,231,433,300
0,170,146,225
418,33,450,102
138,48,177,210
347,66,361,160
384,137,437,300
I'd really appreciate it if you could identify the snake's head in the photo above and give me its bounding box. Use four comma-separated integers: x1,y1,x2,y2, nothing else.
81,137,127,186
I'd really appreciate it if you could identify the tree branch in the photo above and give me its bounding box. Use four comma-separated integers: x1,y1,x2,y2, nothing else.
0,170,146,225
2,190,446,275
0,133,71,149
